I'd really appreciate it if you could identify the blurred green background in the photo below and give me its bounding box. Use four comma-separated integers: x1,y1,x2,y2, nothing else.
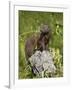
19,10,63,79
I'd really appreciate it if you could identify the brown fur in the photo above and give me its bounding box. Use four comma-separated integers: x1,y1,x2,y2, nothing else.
25,25,51,60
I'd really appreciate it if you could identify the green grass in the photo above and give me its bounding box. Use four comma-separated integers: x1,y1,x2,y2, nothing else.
19,10,63,79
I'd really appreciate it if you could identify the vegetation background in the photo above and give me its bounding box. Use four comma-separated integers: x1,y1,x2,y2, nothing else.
19,10,63,79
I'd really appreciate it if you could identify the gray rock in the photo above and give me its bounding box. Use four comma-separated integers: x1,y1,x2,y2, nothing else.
29,50,56,77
